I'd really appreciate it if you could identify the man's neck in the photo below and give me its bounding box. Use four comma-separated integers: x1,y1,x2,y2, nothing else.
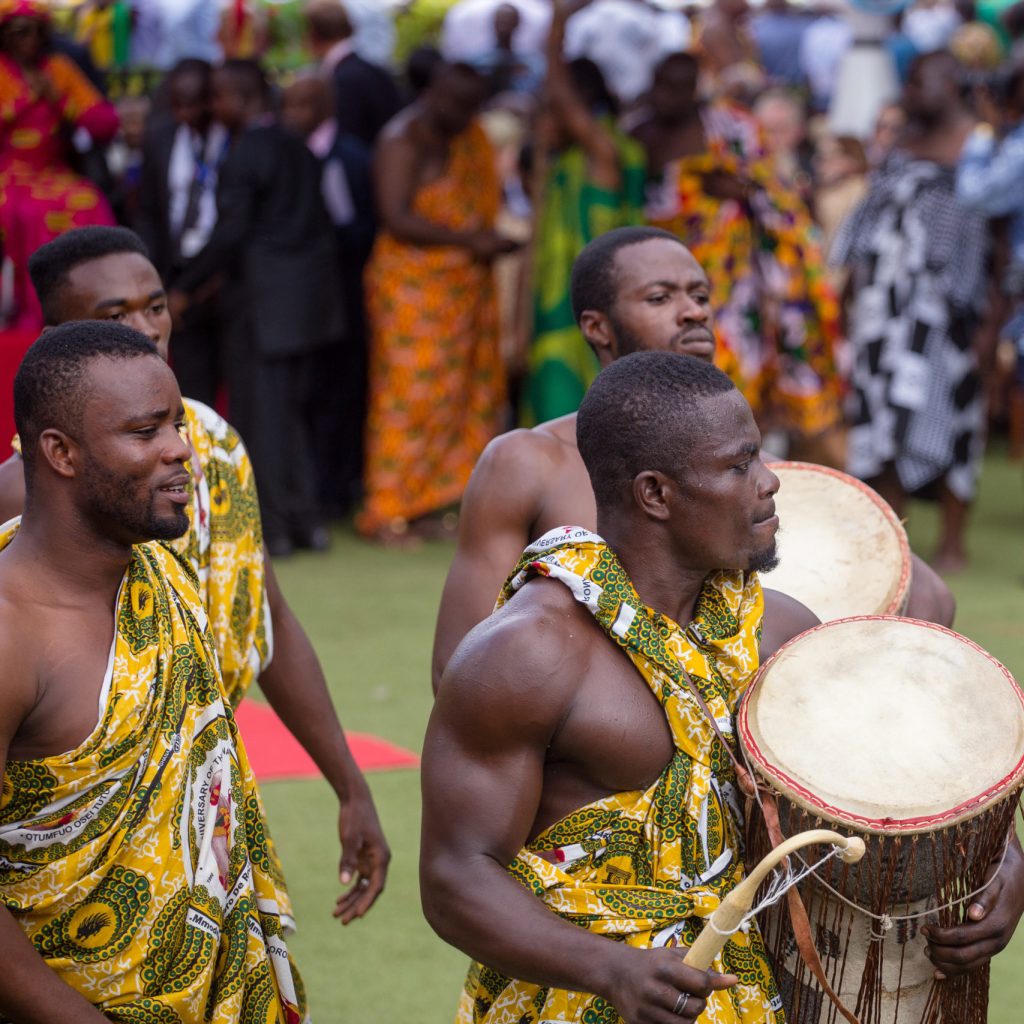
12,504,133,606
599,519,708,628
322,37,355,72
905,107,972,162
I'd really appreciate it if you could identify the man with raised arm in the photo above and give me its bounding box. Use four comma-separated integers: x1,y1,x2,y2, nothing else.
0,322,305,1020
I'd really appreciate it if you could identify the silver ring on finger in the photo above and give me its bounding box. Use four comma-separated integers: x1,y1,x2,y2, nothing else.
673,992,690,1017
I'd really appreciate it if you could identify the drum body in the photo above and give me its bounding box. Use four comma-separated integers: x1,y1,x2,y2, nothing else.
760,462,911,622
739,617,1024,1024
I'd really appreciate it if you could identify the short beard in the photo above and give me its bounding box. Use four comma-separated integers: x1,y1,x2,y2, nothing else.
607,313,647,357
748,541,779,575
82,459,190,543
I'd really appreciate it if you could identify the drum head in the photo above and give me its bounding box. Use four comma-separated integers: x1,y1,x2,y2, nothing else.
740,617,1024,833
759,462,910,621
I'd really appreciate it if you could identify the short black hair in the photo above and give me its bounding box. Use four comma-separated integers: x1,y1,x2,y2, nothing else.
577,351,736,509
406,45,444,96
567,57,618,116
169,57,212,87
28,226,151,325
655,52,699,83
431,59,486,88
14,321,160,479
217,58,270,104
570,227,685,323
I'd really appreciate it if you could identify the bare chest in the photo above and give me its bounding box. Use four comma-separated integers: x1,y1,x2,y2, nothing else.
9,608,116,762
532,634,676,838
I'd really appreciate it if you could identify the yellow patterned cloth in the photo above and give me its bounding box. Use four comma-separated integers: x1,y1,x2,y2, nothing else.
0,521,306,1022
11,399,270,709
458,528,784,1024
174,399,270,709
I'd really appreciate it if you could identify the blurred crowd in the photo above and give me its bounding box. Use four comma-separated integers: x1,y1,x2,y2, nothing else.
0,0,1022,566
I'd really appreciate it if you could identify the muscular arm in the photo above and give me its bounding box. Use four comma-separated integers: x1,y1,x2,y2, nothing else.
0,632,109,1023
904,554,956,627
759,588,820,663
431,431,547,693
422,599,733,1022
259,555,389,921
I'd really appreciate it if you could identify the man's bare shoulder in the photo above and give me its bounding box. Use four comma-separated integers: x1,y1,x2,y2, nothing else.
377,106,422,147
760,587,820,662
475,418,578,488
0,573,39,721
439,577,596,715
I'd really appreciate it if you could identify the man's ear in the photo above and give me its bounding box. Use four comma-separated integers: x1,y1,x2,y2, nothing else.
580,310,616,365
632,470,672,521
38,429,78,480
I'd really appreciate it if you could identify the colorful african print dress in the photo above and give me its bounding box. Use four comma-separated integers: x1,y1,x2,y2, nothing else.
175,399,270,709
648,106,843,439
525,127,647,424
358,120,505,535
0,522,306,1023
458,527,784,1024
0,52,118,330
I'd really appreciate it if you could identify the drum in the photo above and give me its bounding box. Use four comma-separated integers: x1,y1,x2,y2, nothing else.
760,462,911,622
739,616,1024,1024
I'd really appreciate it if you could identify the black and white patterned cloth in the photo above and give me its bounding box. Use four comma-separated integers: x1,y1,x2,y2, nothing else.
832,153,989,502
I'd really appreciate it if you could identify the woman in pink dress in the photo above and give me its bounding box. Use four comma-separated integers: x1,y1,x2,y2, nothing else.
0,0,118,329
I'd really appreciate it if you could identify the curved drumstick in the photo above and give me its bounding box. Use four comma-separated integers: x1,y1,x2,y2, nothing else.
683,829,866,970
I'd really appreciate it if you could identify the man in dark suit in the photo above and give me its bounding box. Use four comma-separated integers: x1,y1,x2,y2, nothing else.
303,0,402,146
135,59,229,408
168,60,344,556
281,72,375,518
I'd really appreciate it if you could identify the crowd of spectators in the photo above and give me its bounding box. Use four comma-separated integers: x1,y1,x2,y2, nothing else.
0,0,1022,566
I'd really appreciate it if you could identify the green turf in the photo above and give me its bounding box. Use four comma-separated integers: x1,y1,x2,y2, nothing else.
262,448,1024,1023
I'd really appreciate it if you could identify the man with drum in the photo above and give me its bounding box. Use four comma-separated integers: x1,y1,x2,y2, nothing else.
421,352,1024,1024
430,226,956,693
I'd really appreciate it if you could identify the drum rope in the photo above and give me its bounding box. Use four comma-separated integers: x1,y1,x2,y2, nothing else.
736,732,1014,941
701,845,855,941
791,833,1012,941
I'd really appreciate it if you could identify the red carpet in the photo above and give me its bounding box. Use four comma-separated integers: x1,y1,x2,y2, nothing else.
0,329,39,442
234,699,419,781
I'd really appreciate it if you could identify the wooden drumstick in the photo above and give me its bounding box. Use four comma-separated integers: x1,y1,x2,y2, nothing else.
683,830,866,970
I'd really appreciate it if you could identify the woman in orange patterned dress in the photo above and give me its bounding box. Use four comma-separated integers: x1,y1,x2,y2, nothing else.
0,0,118,330
358,63,518,543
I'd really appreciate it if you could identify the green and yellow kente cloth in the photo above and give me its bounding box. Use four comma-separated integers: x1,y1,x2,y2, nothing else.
525,128,646,425
0,520,306,1023
174,399,270,709
10,398,270,709
458,527,784,1024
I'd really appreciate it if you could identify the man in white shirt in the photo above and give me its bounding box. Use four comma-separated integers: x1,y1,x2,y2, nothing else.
136,58,228,408
564,0,691,105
